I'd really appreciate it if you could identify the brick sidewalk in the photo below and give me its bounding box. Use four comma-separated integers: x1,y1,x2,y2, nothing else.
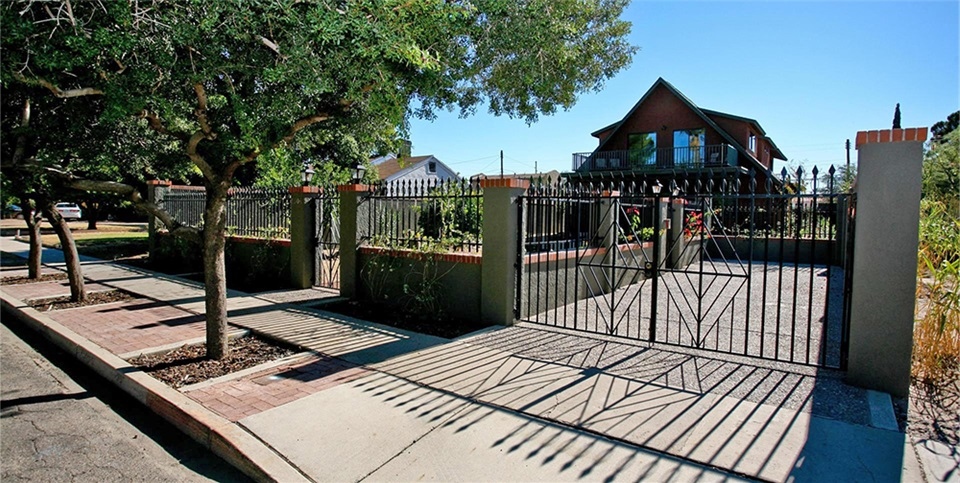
185,355,369,422
1,279,112,301
46,298,208,355
0,246,371,424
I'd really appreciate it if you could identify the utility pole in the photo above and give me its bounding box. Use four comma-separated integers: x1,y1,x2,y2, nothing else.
500,150,504,178
845,139,851,172
534,160,538,174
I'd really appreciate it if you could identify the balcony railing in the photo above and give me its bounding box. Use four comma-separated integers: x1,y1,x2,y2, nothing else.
572,144,738,172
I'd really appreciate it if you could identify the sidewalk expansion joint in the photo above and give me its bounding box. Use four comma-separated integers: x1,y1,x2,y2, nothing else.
236,420,317,483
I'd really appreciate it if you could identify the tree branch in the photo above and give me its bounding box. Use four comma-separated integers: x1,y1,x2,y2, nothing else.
187,130,218,181
193,82,214,136
139,110,188,142
46,169,201,243
259,36,286,59
12,98,31,167
14,73,103,98
225,113,332,178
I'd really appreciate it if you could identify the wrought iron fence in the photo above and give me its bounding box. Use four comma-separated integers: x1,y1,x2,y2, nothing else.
159,186,292,239
360,178,483,253
515,166,854,368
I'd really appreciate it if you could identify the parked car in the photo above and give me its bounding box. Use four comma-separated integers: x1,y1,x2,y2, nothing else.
55,202,83,220
3,204,22,219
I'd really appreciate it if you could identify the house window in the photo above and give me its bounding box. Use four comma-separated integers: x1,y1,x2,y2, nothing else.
748,133,757,153
428,161,437,173
673,128,705,165
628,132,657,166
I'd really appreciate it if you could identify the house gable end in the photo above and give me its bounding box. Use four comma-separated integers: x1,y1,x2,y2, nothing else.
595,78,774,177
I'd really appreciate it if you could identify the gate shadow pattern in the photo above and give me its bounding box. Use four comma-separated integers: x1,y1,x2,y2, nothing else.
369,324,874,482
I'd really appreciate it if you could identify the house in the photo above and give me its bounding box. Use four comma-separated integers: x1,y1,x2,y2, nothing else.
569,78,787,192
469,170,562,185
371,153,458,185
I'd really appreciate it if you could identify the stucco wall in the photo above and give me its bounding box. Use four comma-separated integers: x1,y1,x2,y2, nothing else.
356,249,482,322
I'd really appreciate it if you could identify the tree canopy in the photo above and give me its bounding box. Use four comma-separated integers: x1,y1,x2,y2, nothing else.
2,0,637,358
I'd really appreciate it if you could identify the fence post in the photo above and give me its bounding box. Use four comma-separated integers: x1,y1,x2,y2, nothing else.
146,180,172,259
289,186,320,289
338,184,371,299
846,127,927,398
599,191,619,293
480,178,529,326
668,198,685,268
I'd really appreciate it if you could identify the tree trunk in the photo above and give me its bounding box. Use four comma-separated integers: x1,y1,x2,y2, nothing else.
40,200,85,302
202,184,230,359
86,202,99,230
21,200,42,279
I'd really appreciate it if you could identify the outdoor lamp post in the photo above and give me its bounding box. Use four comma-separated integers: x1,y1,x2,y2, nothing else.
301,165,315,186
651,180,663,195
351,162,367,184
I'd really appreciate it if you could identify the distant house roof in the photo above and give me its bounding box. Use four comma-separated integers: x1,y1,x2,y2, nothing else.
590,77,787,172
374,155,434,180
470,170,561,182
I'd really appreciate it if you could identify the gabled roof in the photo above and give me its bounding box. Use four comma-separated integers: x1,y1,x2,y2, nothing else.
702,109,786,160
374,155,435,180
592,78,783,173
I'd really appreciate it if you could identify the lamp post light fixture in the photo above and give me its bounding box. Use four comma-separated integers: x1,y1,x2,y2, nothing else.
651,180,663,195
301,164,315,186
351,162,367,184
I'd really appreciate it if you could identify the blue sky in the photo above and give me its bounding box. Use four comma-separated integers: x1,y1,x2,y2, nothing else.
407,1,959,178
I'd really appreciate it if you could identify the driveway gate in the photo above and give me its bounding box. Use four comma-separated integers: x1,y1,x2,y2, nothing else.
516,168,855,369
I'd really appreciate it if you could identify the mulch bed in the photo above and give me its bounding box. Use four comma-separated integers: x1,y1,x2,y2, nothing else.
25,289,134,312
1,273,68,285
129,335,297,388
320,300,491,339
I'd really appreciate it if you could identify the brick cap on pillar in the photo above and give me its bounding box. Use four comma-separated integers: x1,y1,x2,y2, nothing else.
146,179,173,186
478,177,530,189
601,190,620,197
288,186,321,194
337,184,374,192
855,127,928,149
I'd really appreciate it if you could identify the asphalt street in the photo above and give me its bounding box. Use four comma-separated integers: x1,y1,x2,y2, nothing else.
0,313,249,482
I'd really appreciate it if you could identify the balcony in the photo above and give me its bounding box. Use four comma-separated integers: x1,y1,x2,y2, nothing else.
572,144,738,172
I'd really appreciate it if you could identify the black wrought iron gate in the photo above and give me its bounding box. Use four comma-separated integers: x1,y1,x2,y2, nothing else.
516,169,855,369
313,188,341,290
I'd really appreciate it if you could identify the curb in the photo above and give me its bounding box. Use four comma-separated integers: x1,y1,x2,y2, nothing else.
0,288,308,483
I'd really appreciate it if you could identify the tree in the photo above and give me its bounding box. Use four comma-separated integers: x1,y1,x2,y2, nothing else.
3,0,636,359
818,163,857,194
923,127,959,216
932,111,960,142
893,103,901,129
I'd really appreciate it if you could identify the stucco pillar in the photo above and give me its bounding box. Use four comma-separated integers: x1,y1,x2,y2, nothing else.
599,191,620,293
667,198,686,268
289,186,320,289
480,178,529,326
146,179,172,259
338,184,372,299
846,127,927,398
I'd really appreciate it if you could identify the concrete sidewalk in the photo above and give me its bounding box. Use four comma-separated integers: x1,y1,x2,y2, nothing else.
0,238,928,482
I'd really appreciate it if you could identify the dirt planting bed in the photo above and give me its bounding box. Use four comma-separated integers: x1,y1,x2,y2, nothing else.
129,334,298,388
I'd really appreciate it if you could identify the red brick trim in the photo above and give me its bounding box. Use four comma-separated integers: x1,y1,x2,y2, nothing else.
523,242,652,264
855,127,928,148
169,185,206,192
478,178,530,189
601,190,620,197
147,180,173,186
359,246,482,265
288,186,321,194
337,184,374,193
227,235,291,247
